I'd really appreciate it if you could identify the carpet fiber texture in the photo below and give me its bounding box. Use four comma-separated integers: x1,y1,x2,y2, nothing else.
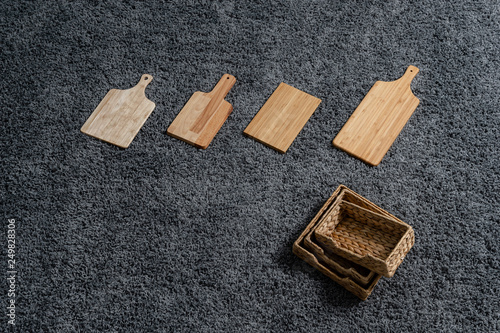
1,1,499,332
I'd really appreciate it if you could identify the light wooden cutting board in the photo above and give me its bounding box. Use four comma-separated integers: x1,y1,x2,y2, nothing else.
333,66,420,166
81,74,156,148
167,74,236,149
244,83,322,153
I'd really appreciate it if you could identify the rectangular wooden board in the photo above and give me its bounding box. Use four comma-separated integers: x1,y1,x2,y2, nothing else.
244,83,321,153
333,66,420,165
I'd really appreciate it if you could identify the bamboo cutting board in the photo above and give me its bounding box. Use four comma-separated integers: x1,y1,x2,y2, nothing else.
333,66,420,166
81,74,156,148
167,74,236,149
244,83,321,153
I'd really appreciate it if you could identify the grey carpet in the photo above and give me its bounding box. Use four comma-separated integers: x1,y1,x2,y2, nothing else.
1,1,499,332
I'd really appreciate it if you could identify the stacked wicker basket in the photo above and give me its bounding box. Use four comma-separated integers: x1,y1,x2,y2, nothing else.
293,185,414,300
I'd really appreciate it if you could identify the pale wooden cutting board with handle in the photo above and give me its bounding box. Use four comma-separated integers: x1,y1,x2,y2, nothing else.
81,74,156,148
244,83,322,153
167,74,236,149
333,66,420,166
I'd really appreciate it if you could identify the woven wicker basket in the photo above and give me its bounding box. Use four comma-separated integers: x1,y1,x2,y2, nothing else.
292,185,382,300
315,200,414,278
304,227,375,286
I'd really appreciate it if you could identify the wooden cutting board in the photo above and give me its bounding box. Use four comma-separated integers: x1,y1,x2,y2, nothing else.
333,66,420,166
81,74,156,148
167,74,236,149
243,83,321,153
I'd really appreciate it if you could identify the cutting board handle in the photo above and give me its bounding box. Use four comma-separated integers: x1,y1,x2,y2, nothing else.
400,65,419,85
208,74,236,101
134,74,154,91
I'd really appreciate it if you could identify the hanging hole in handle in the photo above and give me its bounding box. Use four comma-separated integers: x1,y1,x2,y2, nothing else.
144,77,148,80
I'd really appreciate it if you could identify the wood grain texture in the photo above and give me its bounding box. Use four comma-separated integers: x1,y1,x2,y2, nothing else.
243,83,321,153
333,66,420,166
167,74,236,149
81,74,156,148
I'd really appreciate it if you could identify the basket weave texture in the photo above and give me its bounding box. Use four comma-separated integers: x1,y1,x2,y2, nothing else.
293,185,415,299
304,189,376,285
292,185,382,300
304,232,376,286
315,200,414,278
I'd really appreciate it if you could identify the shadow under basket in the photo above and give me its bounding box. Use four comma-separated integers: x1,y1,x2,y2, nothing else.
315,200,414,278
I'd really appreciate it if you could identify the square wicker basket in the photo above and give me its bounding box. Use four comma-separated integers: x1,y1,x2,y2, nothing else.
314,200,414,278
